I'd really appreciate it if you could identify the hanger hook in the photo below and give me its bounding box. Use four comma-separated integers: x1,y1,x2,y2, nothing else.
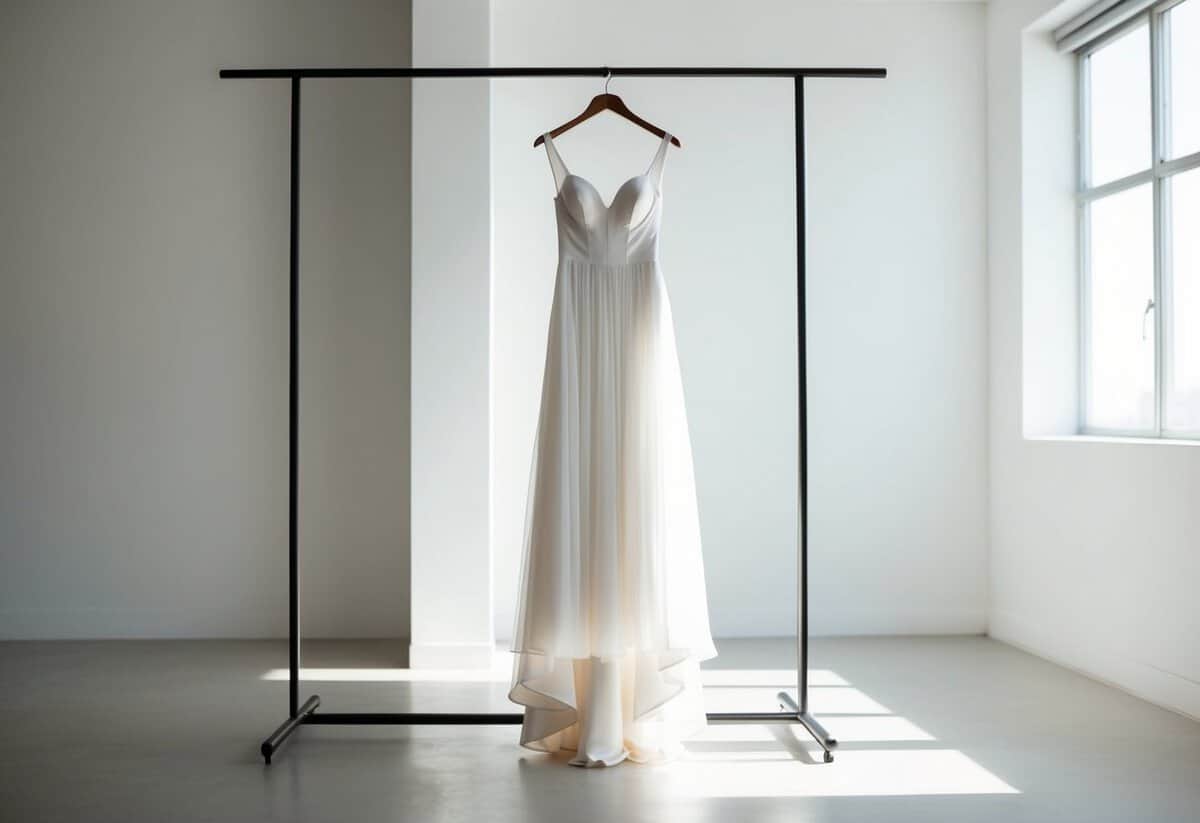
604,67,612,94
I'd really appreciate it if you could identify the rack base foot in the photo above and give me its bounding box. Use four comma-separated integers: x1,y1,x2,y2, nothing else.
778,691,837,762
261,694,320,764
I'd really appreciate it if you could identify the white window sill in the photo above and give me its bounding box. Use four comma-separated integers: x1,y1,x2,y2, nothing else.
1025,434,1200,447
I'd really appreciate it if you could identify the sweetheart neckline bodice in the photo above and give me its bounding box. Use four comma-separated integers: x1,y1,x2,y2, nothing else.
555,171,653,212
543,130,672,264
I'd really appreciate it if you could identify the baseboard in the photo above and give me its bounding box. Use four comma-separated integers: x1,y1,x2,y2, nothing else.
990,609,1200,722
408,640,498,669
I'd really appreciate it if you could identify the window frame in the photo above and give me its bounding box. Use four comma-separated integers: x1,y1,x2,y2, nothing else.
1076,0,1200,439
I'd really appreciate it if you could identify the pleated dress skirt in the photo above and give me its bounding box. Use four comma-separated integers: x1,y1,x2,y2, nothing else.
507,253,719,767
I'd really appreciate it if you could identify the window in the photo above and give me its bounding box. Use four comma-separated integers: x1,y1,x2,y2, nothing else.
1077,0,1200,437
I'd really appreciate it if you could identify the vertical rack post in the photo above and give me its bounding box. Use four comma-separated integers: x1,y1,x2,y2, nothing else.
288,76,301,719
796,74,809,717
262,74,321,765
775,75,837,762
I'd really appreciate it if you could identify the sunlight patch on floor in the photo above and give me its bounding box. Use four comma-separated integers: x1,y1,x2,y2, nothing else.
260,664,847,687
690,715,932,743
816,715,935,742
261,667,511,682
701,668,848,687
259,659,1018,797
690,724,794,742
663,750,1019,797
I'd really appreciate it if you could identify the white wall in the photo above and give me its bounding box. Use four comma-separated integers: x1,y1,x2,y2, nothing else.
0,0,412,639
490,0,990,641
26,0,1184,679
409,0,495,668
987,0,1200,719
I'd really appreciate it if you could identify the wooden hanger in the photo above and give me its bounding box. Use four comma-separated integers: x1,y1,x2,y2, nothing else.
533,69,682,148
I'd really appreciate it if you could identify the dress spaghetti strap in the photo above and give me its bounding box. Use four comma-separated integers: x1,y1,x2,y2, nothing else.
543,133,569,194
647,131,671,189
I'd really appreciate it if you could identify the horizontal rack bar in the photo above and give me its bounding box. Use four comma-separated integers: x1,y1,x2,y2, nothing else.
220,66,887,79
301,711,810,725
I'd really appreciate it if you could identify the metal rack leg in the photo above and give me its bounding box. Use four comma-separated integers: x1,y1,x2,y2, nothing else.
287,74,301,723
787,73,835,766
261,695,320,764
778,691,837,763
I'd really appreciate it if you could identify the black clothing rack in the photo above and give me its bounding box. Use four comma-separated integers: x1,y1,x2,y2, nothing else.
218,65,886,765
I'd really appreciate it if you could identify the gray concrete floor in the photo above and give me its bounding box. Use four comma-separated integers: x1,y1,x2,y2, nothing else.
1,635,1198,822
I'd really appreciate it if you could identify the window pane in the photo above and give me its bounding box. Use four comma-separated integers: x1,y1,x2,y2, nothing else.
1087,22,1151,186
1167,0,1200,159
1086,183,1155,430
1165,168,1200,431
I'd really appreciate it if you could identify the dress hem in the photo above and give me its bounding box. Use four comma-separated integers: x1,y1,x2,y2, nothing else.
507,642,717,756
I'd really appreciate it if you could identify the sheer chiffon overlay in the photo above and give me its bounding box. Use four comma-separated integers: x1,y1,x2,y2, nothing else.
508,131,718,767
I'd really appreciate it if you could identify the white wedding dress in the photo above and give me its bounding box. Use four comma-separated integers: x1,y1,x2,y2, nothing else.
507,130,719,767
